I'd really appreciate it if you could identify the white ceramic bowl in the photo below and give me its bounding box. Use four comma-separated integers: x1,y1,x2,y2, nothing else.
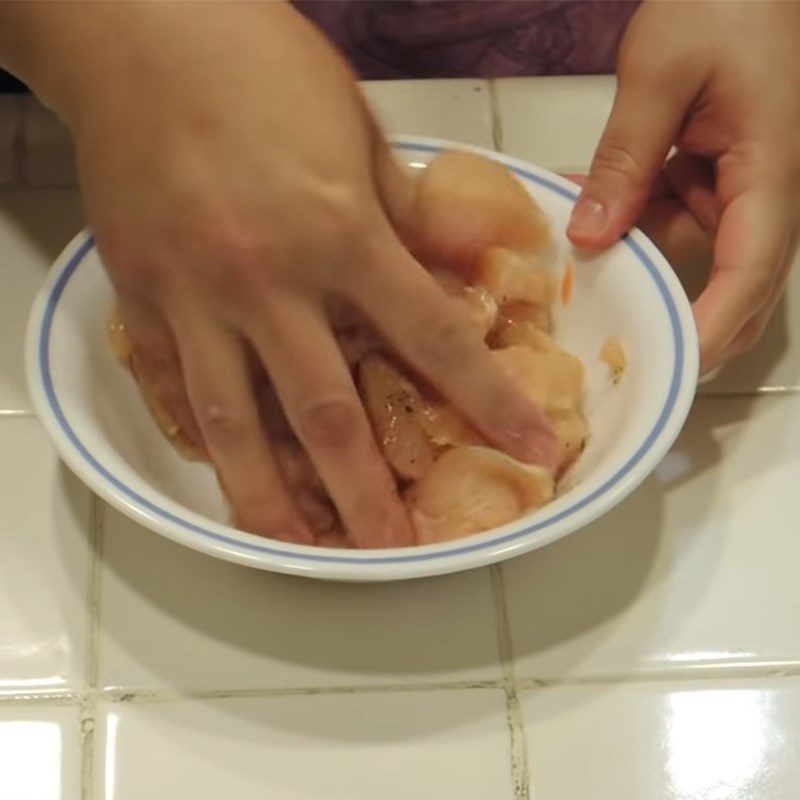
25,137,698,581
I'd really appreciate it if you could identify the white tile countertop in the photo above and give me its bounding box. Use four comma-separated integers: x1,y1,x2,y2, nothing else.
1,77,800,800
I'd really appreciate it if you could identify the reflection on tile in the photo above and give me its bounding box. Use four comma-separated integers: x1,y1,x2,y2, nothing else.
0,705,81,800
362,79,494,147
0,418,91,694
0,96,18,186
522,678,800,800
504,395,800,679
0,189,84,410
95,689,512,800
21,97,77,186
494,76,615,170
98,506,501,691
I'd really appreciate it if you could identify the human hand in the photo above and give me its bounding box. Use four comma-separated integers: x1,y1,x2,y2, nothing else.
567,0,800,371
27,2,556,547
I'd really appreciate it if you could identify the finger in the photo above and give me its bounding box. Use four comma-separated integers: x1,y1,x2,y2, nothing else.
348,242,559,471
663,152,720,235
635,197,713,293
722,222,799,360
563,171,674,202
567,171,714,277
693,187,796,371
172,314,312,543
115,299,207,460
249,297,415,549
567,55,697,249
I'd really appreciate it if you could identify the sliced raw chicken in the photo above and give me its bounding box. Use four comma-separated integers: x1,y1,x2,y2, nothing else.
431,269,498,339
477,246,556,307
417,402,484,449
493,342,587,472
408,446,554,544
358,354,436,481
406,150,551,276
489,301,553,348
107,310,207,461
550,410,590,472
493,342,584,414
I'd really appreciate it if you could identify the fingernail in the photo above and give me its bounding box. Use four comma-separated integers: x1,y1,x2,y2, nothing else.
568,196,607,239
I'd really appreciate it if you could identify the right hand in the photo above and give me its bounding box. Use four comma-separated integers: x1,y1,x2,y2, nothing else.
43,2,556,547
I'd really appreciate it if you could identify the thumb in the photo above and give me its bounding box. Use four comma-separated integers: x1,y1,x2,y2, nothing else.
567,63,695,250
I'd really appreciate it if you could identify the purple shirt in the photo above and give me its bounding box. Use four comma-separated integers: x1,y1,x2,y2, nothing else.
293,0,639,79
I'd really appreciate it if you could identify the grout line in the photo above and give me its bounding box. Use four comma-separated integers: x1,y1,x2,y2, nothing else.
86,495,104,690
80,494,104,800
490,565,530,800
489,565,516,683
504,688,530,800
2,660,800,709
514,662,800,692
0,691,83,707
79,696,96,800
99,680,505,706
488,79,504,153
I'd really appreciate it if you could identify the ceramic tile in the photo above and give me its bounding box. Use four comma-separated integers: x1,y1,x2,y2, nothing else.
0,704,81,800
0,189,84,411
97,506,502,691
95,689,512,800
494,75,616,171
0,96,19,186
0,418,92,694
362,79,494,147
522,677,800,800
504,395,800,680
20,96,77,186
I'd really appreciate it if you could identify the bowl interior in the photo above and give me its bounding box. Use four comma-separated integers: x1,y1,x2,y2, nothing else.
28,139,696,580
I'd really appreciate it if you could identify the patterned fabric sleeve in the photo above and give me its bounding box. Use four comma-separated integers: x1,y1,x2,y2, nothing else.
293,0,640,79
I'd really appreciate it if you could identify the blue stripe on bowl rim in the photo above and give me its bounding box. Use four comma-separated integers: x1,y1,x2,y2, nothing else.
37,142,684,566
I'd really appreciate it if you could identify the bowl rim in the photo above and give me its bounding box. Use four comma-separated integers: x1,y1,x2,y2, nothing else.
25,136,699,581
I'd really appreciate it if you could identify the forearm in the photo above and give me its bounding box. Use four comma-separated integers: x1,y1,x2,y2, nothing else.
0,2,90,113
0,1,168,128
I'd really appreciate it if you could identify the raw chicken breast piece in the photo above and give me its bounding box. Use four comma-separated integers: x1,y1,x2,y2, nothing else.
408,446,554,544
408,150,551,276
358,354,436,481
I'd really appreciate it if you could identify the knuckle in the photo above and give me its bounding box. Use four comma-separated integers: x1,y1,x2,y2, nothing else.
591,140,650,189
295,394,365,450
302,183,374,260
196,400,248,444
201,226,274,289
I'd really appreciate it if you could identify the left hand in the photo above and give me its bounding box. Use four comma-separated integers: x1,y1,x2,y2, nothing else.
567,0,800,371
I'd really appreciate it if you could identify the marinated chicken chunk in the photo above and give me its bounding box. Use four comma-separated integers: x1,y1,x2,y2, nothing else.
408,446,554,544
